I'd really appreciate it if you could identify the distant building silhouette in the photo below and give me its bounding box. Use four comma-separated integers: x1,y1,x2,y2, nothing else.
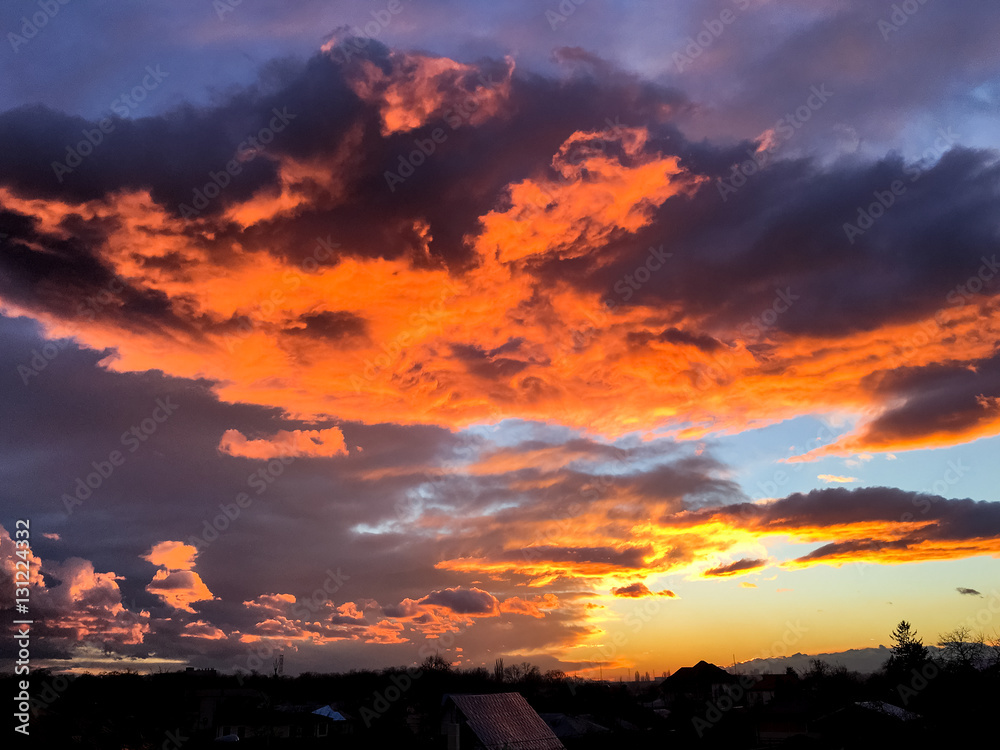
659,660,738,703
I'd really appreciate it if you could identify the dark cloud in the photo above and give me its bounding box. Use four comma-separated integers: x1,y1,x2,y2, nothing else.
420,587,499,615
610,583,676,598
284,310,368,340
854,352,1000,447
702,557,768,577
957,587,982,597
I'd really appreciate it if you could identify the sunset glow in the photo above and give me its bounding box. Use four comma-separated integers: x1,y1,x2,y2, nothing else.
1,0,999,684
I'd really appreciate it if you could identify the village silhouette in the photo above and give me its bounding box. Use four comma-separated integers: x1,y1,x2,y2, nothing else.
7,620,997,748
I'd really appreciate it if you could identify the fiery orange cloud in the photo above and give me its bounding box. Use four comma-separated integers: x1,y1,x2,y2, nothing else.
430,486,1000,624
218,427,349,459
143,540,216,613
240,592,401,645
610,583,677,598
1,49,999,460
499,594,560,618
472,124,703,264
146,570,216,614
142,541,198,571
345,50,514,135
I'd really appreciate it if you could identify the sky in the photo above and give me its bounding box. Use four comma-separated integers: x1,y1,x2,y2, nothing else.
1,0,999,679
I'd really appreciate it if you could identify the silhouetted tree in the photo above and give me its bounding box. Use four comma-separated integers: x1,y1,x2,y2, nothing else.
938,626,985,672
421,653,452,672
886,620,929,678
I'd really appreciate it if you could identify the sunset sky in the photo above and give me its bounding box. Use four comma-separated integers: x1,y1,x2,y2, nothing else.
2,0,999,679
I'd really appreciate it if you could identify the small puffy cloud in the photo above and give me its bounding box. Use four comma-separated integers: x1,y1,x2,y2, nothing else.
740,582,757,589
142,541,198,570
957,587,982,596
818,474,859,483
218,427,348,459
147,570,216,613
143,540,215,613
611,582,676,598
182,620,227,640
244,593,297,615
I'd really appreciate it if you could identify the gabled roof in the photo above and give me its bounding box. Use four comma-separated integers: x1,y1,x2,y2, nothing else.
445,693,564,750
660,661,737,691
855,701,919,722
311,705,347,720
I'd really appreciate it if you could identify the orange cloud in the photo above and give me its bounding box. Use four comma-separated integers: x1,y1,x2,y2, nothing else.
240,592,411,645
143,540,216,613
38,558,150,646
818,474,859,483
499,594,560,618
218,427,349,459
345,51,514,135
147,570,216,614
2,53,999,461
472,124,703,264
182,620,227,640
610,583,677,598
142,541,198,571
